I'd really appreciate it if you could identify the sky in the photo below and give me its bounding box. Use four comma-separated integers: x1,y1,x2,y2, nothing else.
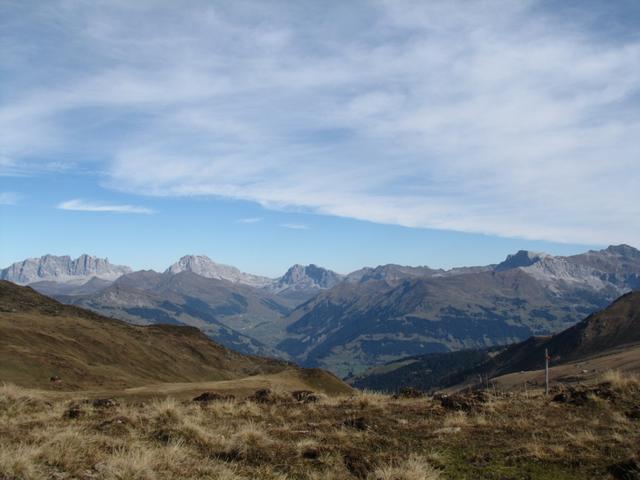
1,0,639,276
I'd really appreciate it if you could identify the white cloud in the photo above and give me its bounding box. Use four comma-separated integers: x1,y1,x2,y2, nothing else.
0,192,21,205
3,1,640,245
237,217,262,224
281,223,309,230
57,199,153,214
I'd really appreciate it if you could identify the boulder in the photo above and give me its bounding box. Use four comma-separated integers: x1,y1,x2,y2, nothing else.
292,390,319,403
192,392,235,403
248,388,275,404
92,398,118,409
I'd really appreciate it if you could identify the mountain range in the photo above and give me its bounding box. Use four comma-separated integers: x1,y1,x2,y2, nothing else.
279,245,640,376
2,244,639,377
1,254,341,299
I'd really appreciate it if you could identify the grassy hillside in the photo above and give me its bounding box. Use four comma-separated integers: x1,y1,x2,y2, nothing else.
0,281,350,396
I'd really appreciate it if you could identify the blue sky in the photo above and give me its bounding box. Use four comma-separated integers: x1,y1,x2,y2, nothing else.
1,0,639,276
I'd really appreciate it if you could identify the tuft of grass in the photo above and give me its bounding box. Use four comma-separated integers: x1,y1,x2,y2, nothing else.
443,411,468,428
369,454,441,480
102,447,157,480
565,429,598,449
37,427,116,475
227,421,274,461
600,370,640,391
353,390,390,409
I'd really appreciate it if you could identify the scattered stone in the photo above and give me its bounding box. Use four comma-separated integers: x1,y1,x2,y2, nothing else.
92,398,118,409
292,390,318,403
50,376,62,384
192,392,235,403
96,416,132,435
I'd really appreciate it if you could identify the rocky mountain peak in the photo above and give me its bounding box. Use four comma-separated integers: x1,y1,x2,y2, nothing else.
165,255,273,288
273,264,343,292
603,244,640,258
345,264,439,285
166,255,221,274
495,250,550,272
0,254,131,285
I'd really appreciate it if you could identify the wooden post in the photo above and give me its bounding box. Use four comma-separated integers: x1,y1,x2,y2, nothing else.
545,348,550,396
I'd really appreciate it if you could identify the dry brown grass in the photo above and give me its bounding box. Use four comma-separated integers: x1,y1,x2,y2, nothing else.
369,454,441,480
1,381,639,479
600,369,640,391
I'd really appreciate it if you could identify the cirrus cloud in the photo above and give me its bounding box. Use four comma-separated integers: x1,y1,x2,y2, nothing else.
57,199,153,214
2,1,640,245
280,223,310,230
0,192,21,205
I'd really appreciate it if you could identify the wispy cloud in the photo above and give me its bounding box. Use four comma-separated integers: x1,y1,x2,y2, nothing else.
57,199,153,214
281,223,309,230
3,1,640,244
0,192,21,205
237,217,262,224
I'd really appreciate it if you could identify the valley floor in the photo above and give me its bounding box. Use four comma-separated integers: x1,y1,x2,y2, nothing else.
1,372,639,480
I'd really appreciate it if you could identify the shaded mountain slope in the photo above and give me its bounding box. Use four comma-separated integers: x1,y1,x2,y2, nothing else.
0,281,351,395
353,291,640,391
60,271,296,356
281,268,608,376
349,347,502,392
483,290,640,377
280,245,640,377
30,276,113,296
